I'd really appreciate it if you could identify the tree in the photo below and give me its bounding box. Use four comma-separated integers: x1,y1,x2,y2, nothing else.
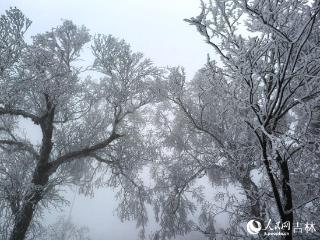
0,8,159,240
40,216,91,240
152,65,267,239
149,1,320,239
180,0,320,239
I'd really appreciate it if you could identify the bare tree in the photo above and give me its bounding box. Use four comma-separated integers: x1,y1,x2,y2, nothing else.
39,216,91,240
0,9,159,240
181,0,320,239
153,65,267,239
149,1,320,239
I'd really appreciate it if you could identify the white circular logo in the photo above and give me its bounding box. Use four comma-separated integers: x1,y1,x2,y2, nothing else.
247,220,262,235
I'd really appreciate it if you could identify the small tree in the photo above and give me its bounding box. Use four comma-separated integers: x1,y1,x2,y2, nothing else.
41,216,91,240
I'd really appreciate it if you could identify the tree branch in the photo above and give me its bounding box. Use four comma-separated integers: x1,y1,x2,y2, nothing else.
48,131,123,172
0,139,40,159
0,107,40,124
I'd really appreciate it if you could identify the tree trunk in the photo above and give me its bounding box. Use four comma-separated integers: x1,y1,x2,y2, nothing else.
240,173,269,239
278,154,293,240
261,138,293,240
9,201,36,240
9,164,50,240
9,102,54,240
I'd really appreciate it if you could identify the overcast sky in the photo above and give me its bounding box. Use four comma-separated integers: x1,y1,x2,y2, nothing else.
1,0,211,78
0,1,211,239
